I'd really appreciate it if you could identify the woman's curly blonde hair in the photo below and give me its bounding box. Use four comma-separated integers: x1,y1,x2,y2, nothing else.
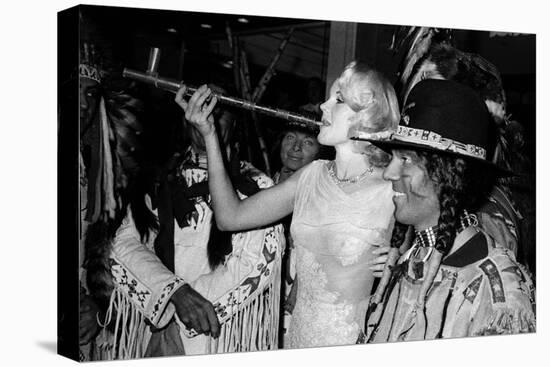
338,61,400,167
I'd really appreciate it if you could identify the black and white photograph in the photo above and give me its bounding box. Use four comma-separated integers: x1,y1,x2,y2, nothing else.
58,3,539,361
3,1,547,366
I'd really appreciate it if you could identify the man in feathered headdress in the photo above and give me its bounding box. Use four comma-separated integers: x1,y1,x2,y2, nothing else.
76,36,219,358
91,83,285,358
78,41,109,359
78,38,151,360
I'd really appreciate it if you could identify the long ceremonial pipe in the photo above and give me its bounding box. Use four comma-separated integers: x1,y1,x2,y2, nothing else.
122,68,326,127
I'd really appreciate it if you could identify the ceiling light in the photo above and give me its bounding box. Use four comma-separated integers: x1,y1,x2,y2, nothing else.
222,60,234,69
200,23,212,29
237,18,249,24
166,28,178,33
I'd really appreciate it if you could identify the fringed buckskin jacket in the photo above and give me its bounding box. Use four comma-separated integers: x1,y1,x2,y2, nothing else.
365,229,535,342
95,151,285,359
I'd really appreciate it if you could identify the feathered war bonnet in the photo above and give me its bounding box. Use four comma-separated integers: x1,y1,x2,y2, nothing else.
80,38,147,309
80,40,144,224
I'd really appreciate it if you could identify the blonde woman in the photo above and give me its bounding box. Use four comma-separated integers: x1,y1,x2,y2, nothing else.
176,62,399,348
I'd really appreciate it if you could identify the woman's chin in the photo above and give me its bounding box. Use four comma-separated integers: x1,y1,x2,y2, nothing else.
317,131,330,145
318,136,347,147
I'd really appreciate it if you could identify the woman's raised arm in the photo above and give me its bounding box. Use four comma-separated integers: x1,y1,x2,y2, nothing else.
175,85,298,231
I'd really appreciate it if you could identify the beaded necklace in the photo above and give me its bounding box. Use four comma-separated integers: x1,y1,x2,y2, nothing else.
404,210,479,279
327,161,374,186
411,211,479,250
414,225,439,248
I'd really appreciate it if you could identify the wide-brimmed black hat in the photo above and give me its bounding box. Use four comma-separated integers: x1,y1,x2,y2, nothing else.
351,79,510,175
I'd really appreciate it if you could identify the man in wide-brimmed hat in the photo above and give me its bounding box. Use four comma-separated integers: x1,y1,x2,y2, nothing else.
353,79,535,342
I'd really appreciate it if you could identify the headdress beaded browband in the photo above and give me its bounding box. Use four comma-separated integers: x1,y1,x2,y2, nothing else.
80,42,101,83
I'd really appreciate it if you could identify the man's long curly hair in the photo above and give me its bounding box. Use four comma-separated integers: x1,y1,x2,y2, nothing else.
390,151,494,252
425,152,495,255
424,153,468,255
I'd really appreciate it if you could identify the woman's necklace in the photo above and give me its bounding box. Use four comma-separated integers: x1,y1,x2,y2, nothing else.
327,161,374,186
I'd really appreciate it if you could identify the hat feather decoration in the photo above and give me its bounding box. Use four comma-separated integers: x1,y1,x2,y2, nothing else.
387,26,525,174
391,27,453,102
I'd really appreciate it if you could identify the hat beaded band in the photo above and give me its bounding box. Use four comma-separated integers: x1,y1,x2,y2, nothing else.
393,126,486,160
351,126,486,160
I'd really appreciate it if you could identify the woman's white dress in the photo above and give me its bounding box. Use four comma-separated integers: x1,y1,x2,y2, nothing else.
287,160,395,348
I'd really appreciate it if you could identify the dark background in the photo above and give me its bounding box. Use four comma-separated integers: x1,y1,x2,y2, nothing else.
79,4,535,170
78,6,536,273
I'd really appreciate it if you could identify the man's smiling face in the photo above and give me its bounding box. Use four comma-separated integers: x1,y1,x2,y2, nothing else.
383,149,440,231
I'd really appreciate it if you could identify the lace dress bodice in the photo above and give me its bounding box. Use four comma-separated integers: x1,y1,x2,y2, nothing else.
287,160,395,348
